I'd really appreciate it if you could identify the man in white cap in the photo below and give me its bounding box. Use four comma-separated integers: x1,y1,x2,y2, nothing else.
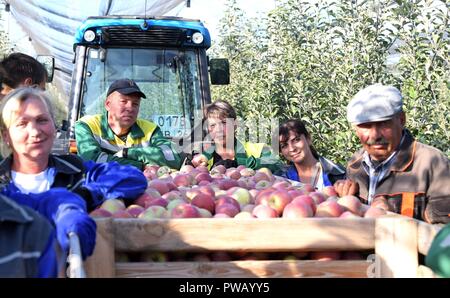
334,83,450,224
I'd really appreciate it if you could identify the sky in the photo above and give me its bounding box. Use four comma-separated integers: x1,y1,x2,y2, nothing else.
170,0,277,41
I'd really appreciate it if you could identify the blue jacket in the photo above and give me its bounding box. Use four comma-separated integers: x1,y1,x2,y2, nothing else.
0,154,148,211
281,156,346,187
0,194,58,277
0,154,148,260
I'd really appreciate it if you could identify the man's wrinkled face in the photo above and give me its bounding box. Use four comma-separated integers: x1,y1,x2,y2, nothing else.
105,92,141,130
354,112,405,162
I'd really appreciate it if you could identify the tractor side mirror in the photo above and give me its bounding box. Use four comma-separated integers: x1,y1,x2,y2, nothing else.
209,58,230,85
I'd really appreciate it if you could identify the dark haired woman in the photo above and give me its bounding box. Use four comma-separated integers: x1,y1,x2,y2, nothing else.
278,119,345,190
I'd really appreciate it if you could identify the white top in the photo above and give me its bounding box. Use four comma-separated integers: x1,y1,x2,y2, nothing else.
11,168,56,194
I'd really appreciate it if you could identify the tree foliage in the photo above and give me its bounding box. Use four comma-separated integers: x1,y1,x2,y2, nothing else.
211,0,450,164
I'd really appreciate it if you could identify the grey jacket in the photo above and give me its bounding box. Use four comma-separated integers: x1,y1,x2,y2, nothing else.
0,195,57,277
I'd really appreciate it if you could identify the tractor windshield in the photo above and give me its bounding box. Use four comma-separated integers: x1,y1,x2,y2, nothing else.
80,47,203,138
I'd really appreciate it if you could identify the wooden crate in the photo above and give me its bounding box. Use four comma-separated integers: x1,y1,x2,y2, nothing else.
83,215,442,278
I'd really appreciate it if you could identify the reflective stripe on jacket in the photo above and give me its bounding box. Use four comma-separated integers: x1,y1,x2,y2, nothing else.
205,139,283,173
0,195,57,277
75,113,182,170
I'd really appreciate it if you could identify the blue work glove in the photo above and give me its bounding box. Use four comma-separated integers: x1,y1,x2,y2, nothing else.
54,204,97,260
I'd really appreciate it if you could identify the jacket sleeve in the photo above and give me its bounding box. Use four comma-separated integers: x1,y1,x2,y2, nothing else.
127,126,182,170
82,160,147,207
1,186,96,260
424,152,450,224
75,121,144,169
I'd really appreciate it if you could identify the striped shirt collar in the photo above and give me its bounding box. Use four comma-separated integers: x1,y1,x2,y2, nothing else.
362,130,406,203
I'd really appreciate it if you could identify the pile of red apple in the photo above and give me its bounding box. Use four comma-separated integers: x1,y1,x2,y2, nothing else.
90,164,387,220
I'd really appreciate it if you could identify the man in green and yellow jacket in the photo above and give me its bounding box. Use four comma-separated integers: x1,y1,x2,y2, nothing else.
75,79,182,170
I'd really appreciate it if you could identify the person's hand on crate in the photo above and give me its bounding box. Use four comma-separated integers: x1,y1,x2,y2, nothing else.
333,179,359,197
55,204,97,260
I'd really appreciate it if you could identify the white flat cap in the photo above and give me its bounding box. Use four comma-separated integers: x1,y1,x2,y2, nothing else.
347,83,403,125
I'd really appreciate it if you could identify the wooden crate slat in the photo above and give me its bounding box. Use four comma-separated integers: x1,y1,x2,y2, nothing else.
115,260,370,278
417,221,443,255
113,218,375,252
84,218,115,278
375,217,418,277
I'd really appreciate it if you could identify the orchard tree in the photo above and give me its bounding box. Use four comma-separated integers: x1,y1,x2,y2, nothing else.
212,0,450,164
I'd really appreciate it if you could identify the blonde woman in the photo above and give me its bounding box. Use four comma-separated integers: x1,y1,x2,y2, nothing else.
0,87,147,259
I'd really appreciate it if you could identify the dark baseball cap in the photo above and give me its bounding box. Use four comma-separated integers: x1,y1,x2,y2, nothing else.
106,78,146,98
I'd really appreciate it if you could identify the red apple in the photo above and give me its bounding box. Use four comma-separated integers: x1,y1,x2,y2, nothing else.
240,168,255,177
252,205,278,218
197,208,213,218
259,189,292,216
288,189,306,198
195,172,212,184
257,167,273,180
254,179,273,190
196,165,209,173
253,172,271,183
89,208,112,218
100,199,125,214
227,187,252,207
215,203,240,217
215,196,240,211
272,180,291,189
145,187,162,198
191,193,215,213
225,169,241,180
309,191,327,205
166,198,188,211
126,204,145,218
146,197,169,208
162,191,183,202
139,206,168,219
148,179,170,195
337,195,364,216
170,203,200,218
282,201,313,218
315,200,345,217
179,164,195,173
217,179,239,190
196,185,215,197
173,174,195,187
210,165,226,175
291,195,317,214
